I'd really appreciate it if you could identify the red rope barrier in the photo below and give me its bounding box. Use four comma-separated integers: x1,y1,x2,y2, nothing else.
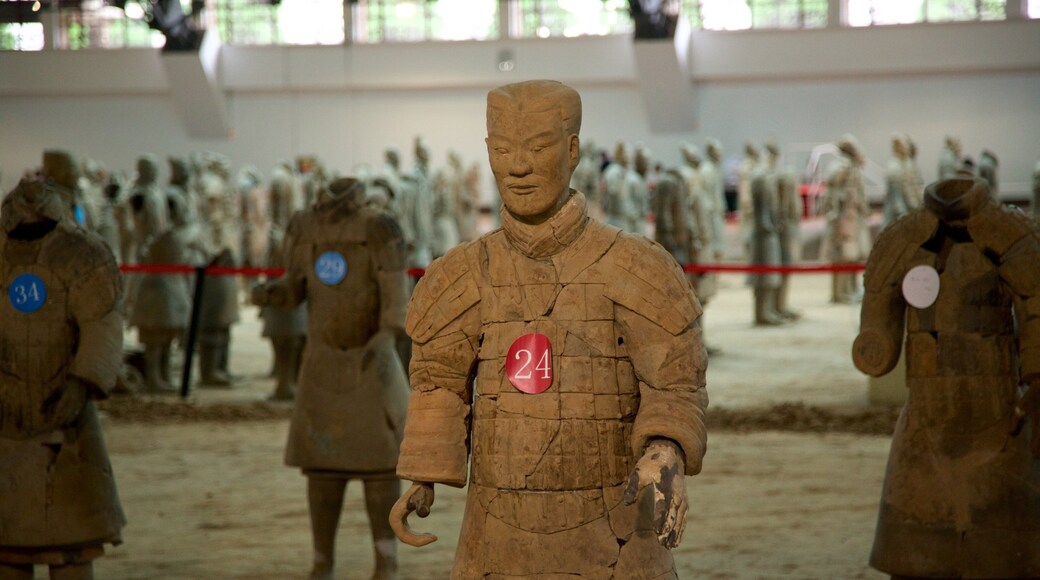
120,262,865,278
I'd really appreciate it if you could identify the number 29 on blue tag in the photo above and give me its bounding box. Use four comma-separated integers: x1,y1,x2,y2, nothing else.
315,251,347,285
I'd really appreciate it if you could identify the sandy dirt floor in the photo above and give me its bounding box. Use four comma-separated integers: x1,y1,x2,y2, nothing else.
77,267,897,579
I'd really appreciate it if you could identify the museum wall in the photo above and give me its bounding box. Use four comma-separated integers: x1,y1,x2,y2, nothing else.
0,19,1038,198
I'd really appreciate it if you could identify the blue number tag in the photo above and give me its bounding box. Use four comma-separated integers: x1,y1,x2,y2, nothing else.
73,205,87,226
315,251,347,285
8,273,48,313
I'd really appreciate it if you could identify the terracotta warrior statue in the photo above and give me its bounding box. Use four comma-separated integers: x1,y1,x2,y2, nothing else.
0,152,125,579
429,152,461,259
769,141,801,320
390,80,708,578
853,175,1040,579
260,161,306,401
126,154,169,263
976,148,999,196
129,192,205,393
736,142,761,256
252,177,410,580
602,141,644,235
822,134,871,303
677,144,719,349
1033,159,1040,219
904,136,925,209
882,135,914,229
384,148,432,270
748,143,784,325
938,135,962,181
196,154,241,387
701,139,728,254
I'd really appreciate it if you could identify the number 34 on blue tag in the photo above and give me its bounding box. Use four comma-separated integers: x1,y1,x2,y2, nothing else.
315,251,348,285
8,273,48,313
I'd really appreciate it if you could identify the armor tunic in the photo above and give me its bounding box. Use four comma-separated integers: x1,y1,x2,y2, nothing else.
275,193,410,474
0,223,125,563
399,192,708,579
854,177,1040,578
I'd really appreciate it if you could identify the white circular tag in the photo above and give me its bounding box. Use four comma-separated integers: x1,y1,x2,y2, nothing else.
902,265,940,309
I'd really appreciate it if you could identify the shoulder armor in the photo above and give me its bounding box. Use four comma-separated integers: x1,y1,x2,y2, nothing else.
365,209,405,246
45,227,118,281
967,202,1039,257
365,208,407,272
603,232,701,335
405,240,481,344
862,208,938,292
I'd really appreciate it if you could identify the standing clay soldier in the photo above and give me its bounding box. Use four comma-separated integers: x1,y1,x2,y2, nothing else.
904,136,925,208
448,151,480,243
822,134,871,303
749,148,784,325
882,135,914,229
770,142,801,320
126,154,169,263
602,142,643,234
390,80,708,578
429,155,461,259
570,140,601,212
252,177,409,579
652,167,691,265
678,144,717,312
1033,159,1040,219
196,155,241,387
129,193,204,393
736,142,761,254
384,148,432,270
937,135,962,181
852,175,1040,579
976,148,999,196
261,161,306,401
0,163,125,579
701,139,729,256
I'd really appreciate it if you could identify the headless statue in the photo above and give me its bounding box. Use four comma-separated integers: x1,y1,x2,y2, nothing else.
0,153,126,580
253,178,410,579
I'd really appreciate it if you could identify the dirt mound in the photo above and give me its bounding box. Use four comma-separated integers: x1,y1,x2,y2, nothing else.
100,397,898,435
708,402,899,435
98,396,293,424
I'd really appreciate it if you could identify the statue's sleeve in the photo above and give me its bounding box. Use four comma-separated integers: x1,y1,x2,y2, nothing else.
397,243,482,487
67,237,123,398
852,210,937,377
606,236,708,476
367,211,409,332
269,213,308,307
971,205,1040,383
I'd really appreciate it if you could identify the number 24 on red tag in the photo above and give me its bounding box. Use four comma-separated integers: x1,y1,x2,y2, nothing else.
506,333,553,394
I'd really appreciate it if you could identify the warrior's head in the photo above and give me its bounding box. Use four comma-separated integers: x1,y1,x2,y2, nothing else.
486,80,581,225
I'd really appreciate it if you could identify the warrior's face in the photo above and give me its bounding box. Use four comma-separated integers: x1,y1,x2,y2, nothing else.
487,105,578,223
1,180,68,237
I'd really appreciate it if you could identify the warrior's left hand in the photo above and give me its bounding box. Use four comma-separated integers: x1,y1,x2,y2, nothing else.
1011,381,1040,458
623,438,688,549
40,376,89,428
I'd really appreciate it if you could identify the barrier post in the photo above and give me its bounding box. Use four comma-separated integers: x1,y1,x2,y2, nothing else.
180,265,207,399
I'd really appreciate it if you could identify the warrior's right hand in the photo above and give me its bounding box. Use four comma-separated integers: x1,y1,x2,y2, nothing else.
1011,382,1040,458
250,284,270,307
390,482,437,547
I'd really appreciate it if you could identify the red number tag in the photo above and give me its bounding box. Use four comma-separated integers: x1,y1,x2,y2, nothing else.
506,333,553,394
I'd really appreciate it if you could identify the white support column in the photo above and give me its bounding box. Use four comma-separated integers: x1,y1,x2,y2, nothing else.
827,0,844,27
1006,0,1028,19
498,0,510,39
343,0,353,44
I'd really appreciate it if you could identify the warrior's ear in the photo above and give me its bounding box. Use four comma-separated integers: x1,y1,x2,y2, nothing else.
568,135,580,171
